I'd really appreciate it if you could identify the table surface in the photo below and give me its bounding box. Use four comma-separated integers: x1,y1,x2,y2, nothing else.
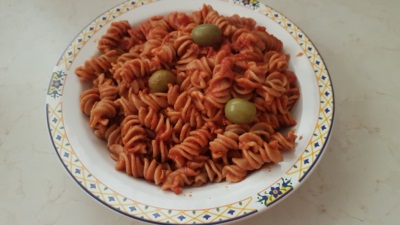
1,0,399,224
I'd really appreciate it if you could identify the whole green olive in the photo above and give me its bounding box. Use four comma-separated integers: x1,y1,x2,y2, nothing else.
148,69,176,93
191,24,222,46
224,98,257,124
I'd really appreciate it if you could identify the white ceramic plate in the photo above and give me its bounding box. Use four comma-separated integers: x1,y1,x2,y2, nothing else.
46,0,334,224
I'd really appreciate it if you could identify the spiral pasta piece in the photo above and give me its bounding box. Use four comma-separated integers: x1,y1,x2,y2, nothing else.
205,42,232,69
113,146,144,178
98,21,132,53
105,124,122,148
113,45,142,67
150,139,169,163
138,107,173,141
232,62,268,99
231,132,284,173
254,111,281,129
139,16,171,38
75,50,119,82
277,111,297,127
114,58,159,87
187,57,213,89
141,38,162,57
127,27,146,45
249,122,275,141
175,42,199,71
167,12,193,30
256,71,289,106
232,29,265,54
271,130,297,151
120,115,148,154
138,91,169,111
203,159,224,182
284,71,300,110
204,9,236,36
204,57,235,108
222,164,247,183
209,124,248,160
168,126,212,168
253,26,283,52
191,4,214,24
89,99,117,128
264,51,289,73
147,26,169,40
80,88,100,116
190,157,225,186
227,14,256,30
161,167,198,194
143,158,171,185
235,133,266,170
94,74,119,101
168,117,191,144
152,42,177,68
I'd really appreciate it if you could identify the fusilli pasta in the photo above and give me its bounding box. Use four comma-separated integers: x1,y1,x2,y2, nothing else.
75,4,300,194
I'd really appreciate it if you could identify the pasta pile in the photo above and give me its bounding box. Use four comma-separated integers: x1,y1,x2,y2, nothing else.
75,5,300,194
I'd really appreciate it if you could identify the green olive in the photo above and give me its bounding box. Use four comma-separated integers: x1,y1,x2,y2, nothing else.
148,70,176,93
224,98,257,124
191,24,222,46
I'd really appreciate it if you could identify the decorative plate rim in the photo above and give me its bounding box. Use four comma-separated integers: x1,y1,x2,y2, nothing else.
46,0,335,224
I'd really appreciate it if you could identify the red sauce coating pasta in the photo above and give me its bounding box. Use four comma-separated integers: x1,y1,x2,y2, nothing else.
75,4,300,194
